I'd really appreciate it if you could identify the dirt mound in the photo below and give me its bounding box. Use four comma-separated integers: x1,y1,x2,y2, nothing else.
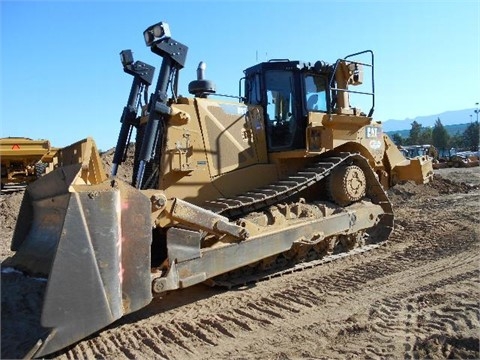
0,192,23,259
387,173,478,204
100,144,135,184
0,192,22,231
428,174,479,194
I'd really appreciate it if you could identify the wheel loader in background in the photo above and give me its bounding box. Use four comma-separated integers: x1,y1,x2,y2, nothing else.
0,137,58,193
3,21,433,358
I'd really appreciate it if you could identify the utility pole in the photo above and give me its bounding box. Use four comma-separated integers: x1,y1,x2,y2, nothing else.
475,102,479,122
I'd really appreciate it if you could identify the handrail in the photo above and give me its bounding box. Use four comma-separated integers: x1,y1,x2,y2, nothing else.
328,50,375,117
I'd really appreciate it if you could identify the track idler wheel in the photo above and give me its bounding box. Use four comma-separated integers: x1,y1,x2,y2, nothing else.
328,164,366,206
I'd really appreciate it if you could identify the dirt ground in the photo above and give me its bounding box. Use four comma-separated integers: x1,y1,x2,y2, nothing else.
1,165,479,360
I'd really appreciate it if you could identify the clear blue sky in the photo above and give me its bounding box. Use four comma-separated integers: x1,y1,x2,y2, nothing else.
1,0,479,151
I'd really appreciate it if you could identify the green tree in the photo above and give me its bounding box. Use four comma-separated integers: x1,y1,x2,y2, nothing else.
392,133,404,145
418,127,432,145
432,117,449,151
463,120,479,151
448,132,464,149
408,120,422,145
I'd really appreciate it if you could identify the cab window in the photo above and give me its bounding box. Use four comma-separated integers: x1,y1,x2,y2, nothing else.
305,74,327,112
245,73,262,104
264,70,296,150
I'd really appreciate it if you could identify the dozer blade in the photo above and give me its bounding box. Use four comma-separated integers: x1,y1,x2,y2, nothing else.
3,138,153,358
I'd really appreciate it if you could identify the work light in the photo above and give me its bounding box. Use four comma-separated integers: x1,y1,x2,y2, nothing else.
120,49,134,67
143,22,171,47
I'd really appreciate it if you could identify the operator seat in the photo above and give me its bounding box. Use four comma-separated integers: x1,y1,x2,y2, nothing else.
307,94,318,111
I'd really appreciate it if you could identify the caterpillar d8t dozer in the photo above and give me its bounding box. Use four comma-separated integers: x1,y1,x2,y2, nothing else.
3,21,433,357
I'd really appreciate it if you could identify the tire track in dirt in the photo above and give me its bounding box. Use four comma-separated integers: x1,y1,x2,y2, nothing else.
367,269,480,360
298,251,477,359
60,268,331,359
197,246,479,360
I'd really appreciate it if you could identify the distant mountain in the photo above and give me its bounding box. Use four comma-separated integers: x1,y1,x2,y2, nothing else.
381,108,477,132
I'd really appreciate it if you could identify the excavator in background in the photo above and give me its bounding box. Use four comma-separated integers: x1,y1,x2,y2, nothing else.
0,137,58,193
3,21,433,357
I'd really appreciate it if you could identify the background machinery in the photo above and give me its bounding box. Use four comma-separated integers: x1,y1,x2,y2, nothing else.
398,145,479,169
0,137,58,193
4,21,433,357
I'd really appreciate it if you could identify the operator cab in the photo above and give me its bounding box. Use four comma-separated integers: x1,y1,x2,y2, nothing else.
244,60,330,152
243,51,374,153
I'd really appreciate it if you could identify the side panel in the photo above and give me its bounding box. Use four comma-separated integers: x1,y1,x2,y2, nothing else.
303,113,385,167
160,101,220,204
195,98,262,176
160,99,272,204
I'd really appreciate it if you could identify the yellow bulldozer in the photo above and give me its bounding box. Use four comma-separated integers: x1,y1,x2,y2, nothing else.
3,21,433,357
0,137,58,193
